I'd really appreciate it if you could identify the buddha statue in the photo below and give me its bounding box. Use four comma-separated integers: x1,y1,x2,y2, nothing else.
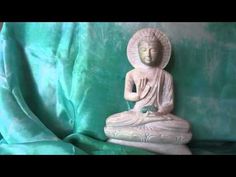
104,28,192,155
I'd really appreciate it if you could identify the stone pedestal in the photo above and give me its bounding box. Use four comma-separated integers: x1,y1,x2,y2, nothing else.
108,139,192,155
104,113,192,155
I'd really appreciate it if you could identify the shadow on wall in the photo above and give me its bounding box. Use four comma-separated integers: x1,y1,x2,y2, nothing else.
0,22,2,31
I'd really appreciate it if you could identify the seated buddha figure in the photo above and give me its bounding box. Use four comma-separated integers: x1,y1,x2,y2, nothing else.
104,28,192,155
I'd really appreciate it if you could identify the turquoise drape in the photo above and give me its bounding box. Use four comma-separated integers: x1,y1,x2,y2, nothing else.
0,22,236,154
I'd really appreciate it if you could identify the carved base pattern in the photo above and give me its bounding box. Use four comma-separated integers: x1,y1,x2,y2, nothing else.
108,138,192,155
104,126,192,145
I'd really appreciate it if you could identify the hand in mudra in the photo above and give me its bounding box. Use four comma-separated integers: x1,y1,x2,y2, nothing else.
137,77,150,100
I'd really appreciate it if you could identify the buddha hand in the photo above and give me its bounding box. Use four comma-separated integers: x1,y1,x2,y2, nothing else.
141,105,158,113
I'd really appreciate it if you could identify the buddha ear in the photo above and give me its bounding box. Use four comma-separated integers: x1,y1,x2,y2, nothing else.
155,49,163,67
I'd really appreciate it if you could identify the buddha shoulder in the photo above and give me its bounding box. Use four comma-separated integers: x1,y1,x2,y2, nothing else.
162,69,173,81
125,69,137,78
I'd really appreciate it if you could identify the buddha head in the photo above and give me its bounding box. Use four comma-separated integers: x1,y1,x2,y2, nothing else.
127,28,171,69
138,33,163,67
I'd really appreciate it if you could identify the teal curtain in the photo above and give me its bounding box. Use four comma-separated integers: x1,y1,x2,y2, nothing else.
0,22,236,154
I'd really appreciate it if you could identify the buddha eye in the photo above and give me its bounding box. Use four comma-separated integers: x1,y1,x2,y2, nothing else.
150,48,158,52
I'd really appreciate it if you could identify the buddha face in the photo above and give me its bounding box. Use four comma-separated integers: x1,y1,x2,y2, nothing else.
138,40,162,67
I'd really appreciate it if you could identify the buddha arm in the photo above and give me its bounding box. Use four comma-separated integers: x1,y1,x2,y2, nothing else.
158,73,174,114
124,72,140,102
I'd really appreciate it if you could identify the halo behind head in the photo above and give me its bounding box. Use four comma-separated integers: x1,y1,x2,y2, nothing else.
127,28,171,69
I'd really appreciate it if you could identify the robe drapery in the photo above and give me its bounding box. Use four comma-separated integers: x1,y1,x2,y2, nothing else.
126,68,174,114
106,68,181,128
0,22,155,155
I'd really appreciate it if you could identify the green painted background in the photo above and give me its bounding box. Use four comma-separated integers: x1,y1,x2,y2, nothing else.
0,22,236,154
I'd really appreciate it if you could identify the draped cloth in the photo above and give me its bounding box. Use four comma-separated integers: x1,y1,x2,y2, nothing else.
1,22,236,154
0,22,154,155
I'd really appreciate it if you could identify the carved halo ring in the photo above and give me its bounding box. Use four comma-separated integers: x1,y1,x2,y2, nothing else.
127,28,171,69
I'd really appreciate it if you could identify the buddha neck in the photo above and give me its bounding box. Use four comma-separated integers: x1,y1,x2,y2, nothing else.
137,65,161,72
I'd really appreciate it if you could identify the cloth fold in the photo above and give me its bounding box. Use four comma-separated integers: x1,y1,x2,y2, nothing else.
0,22,236,154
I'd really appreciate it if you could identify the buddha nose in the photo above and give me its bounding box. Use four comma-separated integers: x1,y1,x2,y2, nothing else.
148,49,151,57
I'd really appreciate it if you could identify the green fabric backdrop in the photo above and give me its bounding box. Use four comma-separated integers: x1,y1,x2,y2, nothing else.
0,22,236,154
